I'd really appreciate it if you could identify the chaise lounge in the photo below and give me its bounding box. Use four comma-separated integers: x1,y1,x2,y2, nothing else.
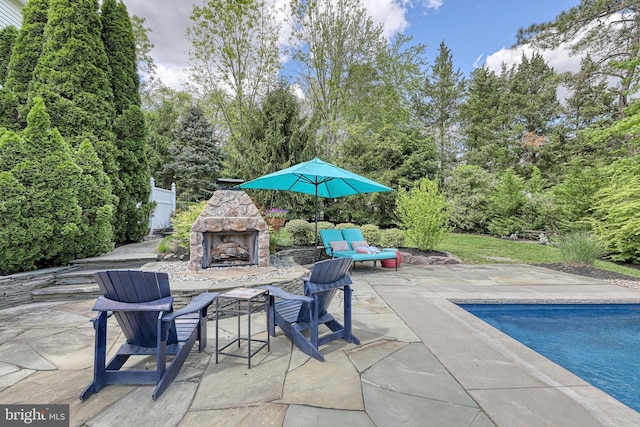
320,228,398,270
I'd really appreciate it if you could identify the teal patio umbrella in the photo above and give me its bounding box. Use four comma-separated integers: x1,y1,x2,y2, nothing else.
238,158,393,257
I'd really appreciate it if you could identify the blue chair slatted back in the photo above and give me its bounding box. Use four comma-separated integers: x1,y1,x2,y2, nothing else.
320,229,345,256
341,228,365,250
298,258,353,323
93,270,178,348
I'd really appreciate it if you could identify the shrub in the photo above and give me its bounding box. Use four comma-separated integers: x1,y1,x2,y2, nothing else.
552,162,603,233
170,201,206,251
0,99,84,274
269,230,279,253
380,228,405,248
335,222,358,230
156,236,173,254
395,177,450,251
360,224,381,245
591,158,640,262
156,237,181,256
446,165,491,233
558,231,604,266
284,219,314,246
487,169,526,237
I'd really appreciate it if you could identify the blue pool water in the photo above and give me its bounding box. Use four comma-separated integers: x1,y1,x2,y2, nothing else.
458,304,640,412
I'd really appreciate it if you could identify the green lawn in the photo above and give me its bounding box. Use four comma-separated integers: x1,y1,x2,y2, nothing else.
434,233,640,279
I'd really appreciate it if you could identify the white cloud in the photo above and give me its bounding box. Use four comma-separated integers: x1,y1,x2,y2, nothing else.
362,0,409,40
484,43,582,75
153,63,189,92
425,0,443,11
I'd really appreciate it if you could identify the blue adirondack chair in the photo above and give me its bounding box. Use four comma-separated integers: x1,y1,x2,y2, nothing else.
262,257,359,361
80,270,217,400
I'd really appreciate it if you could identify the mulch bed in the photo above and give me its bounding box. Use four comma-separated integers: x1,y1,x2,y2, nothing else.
398,247,450,258
534,263,640,282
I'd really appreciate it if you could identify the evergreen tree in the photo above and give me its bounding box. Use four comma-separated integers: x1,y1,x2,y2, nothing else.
518,0,640,110
73,138,115,256
416,41,466,184
165,105,223,202
101,0,140,114
446,165,492,233
509,53,562,175
112,106,151,242
0,25,17,86
101,0,150,243
0,26,19,130
540,55,619,174
592,157,640,262
460,66,513,172
28,0,115,142
238,83,316,214
0,98,82,274
2,0,49,129
487,169,527,237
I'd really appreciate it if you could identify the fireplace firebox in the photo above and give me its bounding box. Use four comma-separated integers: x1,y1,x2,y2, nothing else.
202,231,259,268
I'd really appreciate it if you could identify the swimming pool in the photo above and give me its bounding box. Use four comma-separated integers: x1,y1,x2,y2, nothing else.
458,303,640,413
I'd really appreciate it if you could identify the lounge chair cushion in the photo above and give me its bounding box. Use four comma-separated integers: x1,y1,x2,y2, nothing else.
350,240,368,250
330,240,350,252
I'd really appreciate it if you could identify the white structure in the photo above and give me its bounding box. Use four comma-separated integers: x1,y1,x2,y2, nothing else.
0,0,26,30
149,178,176,235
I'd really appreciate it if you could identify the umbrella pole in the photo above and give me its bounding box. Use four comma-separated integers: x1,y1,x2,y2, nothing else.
314,186,319,262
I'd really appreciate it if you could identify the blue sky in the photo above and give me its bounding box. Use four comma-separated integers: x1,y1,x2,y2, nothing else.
121,0,582,89
405,0,581,76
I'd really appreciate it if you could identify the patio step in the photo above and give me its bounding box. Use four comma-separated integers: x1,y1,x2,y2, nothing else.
69,256,158,271
31,283,101,302
29,254,160,303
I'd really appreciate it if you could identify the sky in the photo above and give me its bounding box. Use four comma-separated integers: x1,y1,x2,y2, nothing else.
120,0,583,90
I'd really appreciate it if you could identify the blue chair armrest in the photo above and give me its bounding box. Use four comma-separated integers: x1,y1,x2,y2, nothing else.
260,285,313,302
163,292,218,323
92,296,173,312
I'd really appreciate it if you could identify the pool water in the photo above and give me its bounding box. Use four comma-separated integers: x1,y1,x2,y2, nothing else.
458,304,640,413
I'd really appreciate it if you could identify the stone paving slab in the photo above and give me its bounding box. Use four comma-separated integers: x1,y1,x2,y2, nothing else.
2,254,640,426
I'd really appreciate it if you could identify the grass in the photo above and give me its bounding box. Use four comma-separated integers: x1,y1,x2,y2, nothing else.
272,227,640,279
434,233,640,280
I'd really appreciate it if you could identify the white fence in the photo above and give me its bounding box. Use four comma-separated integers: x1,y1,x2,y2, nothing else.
149,178,176,235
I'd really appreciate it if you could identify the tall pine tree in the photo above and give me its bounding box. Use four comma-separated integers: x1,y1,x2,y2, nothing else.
101,0,140,114
101,0,151,242
0,25,19,130
0,25,17,86
164,105,223,202
2,0,50,130
28,0,115,141
74,138,115,256
417,41,465,184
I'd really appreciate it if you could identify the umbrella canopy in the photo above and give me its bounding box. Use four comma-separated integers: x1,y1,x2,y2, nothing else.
238,158,393,259
238,157,392,198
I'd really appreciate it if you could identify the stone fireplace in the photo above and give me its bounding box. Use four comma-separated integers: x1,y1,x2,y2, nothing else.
188,190,270,270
